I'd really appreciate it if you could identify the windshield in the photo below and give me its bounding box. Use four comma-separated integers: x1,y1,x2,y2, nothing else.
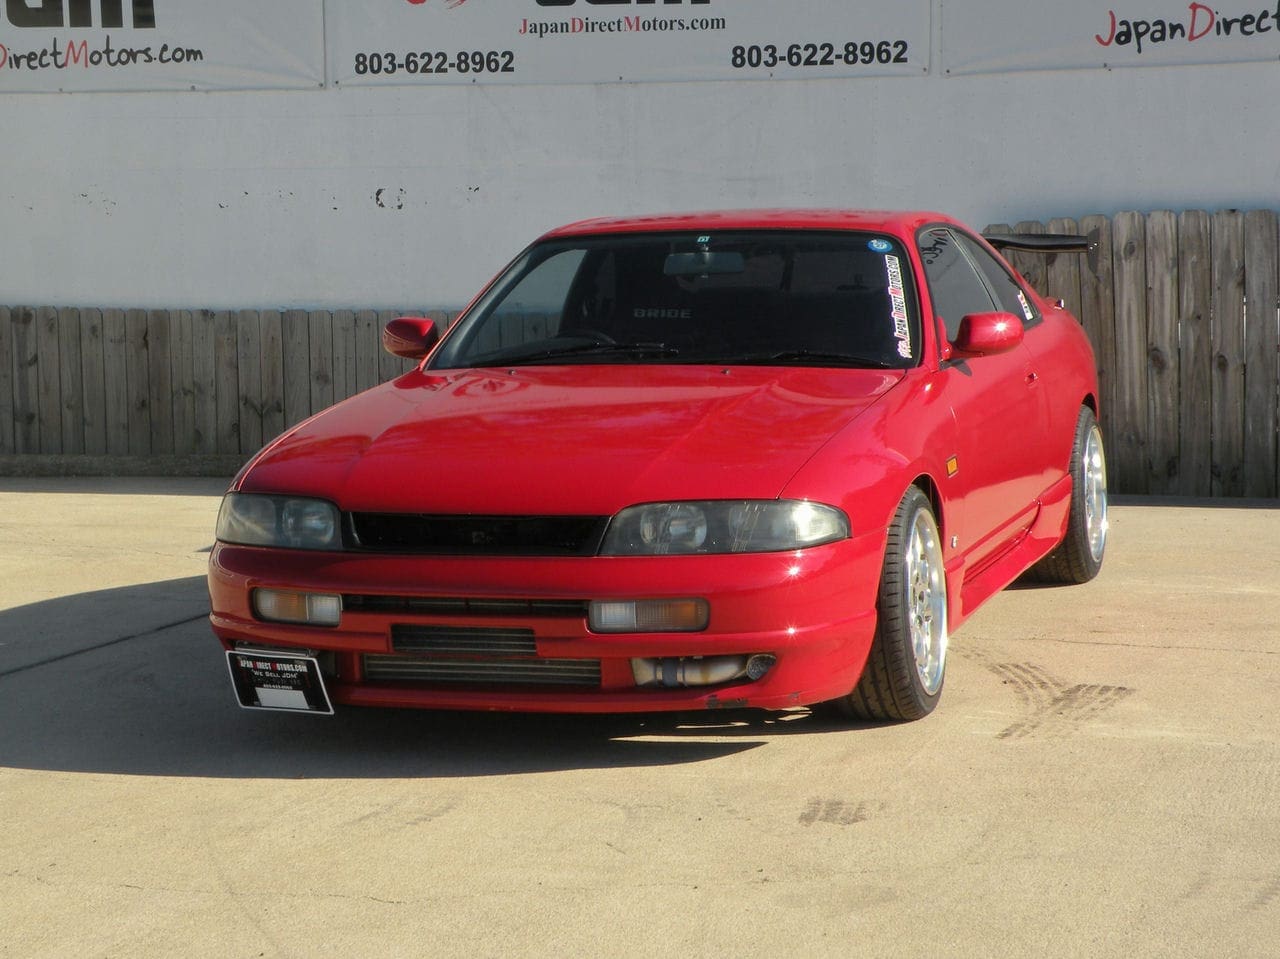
430,230,920,370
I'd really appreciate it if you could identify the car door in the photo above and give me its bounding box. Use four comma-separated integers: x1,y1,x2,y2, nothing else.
956,231,1076,494
917,226,1048,568
953,231,1070,494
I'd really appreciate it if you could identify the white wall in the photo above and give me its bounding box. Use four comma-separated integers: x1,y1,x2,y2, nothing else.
5,57,1278,310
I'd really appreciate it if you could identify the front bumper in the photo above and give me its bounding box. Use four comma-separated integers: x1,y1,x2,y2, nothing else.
208,530,883,713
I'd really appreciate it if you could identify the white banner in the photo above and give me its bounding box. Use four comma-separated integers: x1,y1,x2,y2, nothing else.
943,1,1280,75
0,0,324,92
327,0,931,87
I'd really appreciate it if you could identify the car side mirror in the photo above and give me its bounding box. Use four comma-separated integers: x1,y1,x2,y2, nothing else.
382,317,440,360
950,311,1024,358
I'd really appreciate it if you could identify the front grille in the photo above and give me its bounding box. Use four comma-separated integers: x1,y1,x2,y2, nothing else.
349,513,609,556
363,655,601,687
344,595,588,618
391,625,537,656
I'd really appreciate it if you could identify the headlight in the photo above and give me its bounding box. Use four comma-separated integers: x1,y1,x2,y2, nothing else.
601,500,848,556
216,493,342,550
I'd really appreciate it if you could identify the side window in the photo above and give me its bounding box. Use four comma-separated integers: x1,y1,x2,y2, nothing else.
957,233,1039,326
917,228,996,341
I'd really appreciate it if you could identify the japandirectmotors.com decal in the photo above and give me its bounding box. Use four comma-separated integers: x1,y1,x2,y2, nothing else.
884,254,912,360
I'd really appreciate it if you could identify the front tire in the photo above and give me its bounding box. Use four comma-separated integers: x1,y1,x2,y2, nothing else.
830,486,948,722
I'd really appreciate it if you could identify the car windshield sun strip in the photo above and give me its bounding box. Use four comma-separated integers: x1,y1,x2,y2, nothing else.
467,341,680,367
723,350,901,369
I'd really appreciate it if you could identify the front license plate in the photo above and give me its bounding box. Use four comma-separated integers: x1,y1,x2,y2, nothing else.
226,649,334,715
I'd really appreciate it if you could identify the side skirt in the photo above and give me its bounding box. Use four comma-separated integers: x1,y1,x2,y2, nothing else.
954,474,1073,622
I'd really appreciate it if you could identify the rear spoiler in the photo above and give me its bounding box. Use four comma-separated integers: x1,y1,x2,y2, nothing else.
982,233,1094,254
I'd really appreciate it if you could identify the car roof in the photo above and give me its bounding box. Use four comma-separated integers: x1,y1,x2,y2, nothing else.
540,209,957,240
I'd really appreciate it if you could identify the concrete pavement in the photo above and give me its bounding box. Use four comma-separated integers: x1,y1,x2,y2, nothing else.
1,478,1277,958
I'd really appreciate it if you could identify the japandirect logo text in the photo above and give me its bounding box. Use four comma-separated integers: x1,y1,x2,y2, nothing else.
2,0,156,29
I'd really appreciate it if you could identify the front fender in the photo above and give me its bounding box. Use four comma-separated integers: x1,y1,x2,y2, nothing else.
780,370,959,544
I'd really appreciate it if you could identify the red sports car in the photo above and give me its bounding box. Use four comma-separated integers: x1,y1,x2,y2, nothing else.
210,210,1107,722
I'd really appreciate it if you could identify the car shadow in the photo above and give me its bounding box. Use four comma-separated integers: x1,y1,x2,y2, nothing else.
0,577,864,781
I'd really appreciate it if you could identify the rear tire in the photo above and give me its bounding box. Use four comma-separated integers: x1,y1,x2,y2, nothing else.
1027,407,1108,585
828,486,947,722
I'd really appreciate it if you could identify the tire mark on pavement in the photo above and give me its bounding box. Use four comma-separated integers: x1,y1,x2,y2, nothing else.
997,683,1134,739
1250,874,1280,911
1181,868,1213,903
958,647,1134,739
799,799,871,826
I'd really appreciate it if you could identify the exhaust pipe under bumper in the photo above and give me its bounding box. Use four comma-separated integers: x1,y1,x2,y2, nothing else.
631,654,777,688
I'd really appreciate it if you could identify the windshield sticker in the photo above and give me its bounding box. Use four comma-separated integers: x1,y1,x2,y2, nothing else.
1016,290,1035,322
884,254,912,359
633,307,692,320
868,238,893,253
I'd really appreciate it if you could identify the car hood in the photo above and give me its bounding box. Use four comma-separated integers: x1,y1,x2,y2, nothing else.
238,365,901,515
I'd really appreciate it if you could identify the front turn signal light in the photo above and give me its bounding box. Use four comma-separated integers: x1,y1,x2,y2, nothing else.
252,589,342,627
588,598,709,633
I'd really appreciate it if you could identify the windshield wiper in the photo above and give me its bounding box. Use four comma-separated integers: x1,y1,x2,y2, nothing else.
725,350,901,369
470,341,680,367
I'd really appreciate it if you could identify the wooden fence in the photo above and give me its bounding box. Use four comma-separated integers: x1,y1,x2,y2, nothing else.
0,308,451,472
988,210,1278,499
1,209,1278,496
